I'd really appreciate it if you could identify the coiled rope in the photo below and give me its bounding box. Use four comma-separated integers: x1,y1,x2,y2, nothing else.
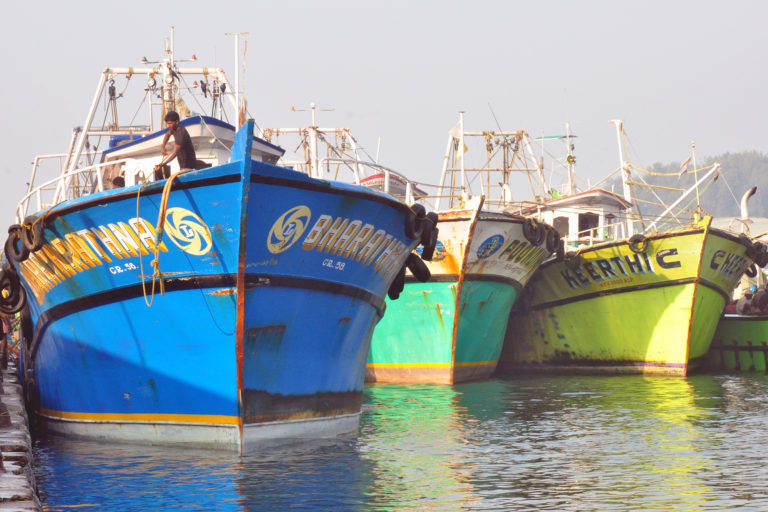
136,168,188,307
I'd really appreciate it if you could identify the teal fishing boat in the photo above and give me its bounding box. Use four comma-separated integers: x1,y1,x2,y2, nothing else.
366,113,556,384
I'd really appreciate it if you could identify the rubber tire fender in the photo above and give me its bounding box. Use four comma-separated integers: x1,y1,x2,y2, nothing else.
545,227,560,254
0,266,20,306
555,239,565,262
420,212,439,261
4,226,29,262
0,267,25,316
745,263,758,278
21,216,45,252
628,234,648,253
405,252,431,282
564,251,583,270
523,218,545,246
387,265,406,300
404,204,426,240
0,284,26,316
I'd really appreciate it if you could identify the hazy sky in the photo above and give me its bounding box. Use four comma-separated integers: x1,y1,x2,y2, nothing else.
1,0,766,226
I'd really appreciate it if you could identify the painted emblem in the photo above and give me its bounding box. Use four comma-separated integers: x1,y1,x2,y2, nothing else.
268,206,312,254
418,240,446,262
164,207,213,255
477,234,504,259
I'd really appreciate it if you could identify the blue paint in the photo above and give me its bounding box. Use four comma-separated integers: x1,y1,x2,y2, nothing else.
15,122,418,450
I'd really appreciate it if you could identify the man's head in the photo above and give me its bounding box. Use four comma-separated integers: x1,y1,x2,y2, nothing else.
165,111,180,131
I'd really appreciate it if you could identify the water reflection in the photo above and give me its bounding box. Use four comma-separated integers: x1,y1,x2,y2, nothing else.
34,375,768,511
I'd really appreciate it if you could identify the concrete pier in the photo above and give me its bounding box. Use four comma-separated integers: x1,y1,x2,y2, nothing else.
0,360,40,511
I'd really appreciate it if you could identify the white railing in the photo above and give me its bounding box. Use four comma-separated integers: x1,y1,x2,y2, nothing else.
15,158,136,222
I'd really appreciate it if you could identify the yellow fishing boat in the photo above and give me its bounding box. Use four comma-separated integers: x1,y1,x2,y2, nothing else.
499,121,764,376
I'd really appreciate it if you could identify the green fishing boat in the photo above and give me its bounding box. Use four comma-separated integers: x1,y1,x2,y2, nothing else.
706,314,768,372
367,114,555,384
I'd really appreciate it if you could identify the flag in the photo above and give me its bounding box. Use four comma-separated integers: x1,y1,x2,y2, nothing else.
679,155,692,176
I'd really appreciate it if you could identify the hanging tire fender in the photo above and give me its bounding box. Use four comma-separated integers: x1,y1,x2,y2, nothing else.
745,263,758,278
555,239,565,262
545,227,560,254
387,265,406,300
0,266,26,315
404,204,426,240
628,234,648,253
564,252,583,270
523,218,545,246
405,252,431,282
21,216,45,252
419,212,439,261
4,226,29,262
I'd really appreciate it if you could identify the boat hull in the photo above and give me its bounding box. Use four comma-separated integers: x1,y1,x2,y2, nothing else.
368,204,549,384
15,123,417,452
499,220,751,376
706,314,768,372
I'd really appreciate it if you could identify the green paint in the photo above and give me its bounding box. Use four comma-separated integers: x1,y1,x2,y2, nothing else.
369,280,519,369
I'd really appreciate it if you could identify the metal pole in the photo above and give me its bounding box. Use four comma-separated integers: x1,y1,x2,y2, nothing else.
610,119,633,235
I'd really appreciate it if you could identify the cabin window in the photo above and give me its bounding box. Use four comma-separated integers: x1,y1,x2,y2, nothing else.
553,216,569,237
578,212,599,239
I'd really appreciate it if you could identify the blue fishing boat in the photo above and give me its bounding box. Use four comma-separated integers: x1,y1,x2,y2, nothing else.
0,32,433,452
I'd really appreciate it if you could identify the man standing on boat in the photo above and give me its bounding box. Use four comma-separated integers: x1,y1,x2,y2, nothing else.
155,111,197,175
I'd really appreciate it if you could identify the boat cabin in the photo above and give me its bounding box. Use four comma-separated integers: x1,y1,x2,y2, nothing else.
530,189,632,247
100,116,284,188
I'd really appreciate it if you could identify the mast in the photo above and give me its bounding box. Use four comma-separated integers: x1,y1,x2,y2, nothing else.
225,31,249,127
459,111,467,201
565,122,575,195
611,119,633,235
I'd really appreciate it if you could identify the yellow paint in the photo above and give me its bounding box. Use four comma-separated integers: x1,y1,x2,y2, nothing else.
367,362,452,368
40,408,241,426
367,361,496,368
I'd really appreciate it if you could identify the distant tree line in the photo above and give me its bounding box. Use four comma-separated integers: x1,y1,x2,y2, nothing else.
606,150,768,220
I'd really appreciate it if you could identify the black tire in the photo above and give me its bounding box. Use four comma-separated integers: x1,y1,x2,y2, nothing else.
0,285,26,316
555,239,565,262
545,227,560,254
387,265,406,300
745,264,758,278
405,252,431,282
4,228,29,263
0,267,20,306
564,252,582,270
523,218,545,246
628,234,648,253
404,204,426,240
420,227,438,261
21,216,45,252
0,267,25,316
420,212,439,261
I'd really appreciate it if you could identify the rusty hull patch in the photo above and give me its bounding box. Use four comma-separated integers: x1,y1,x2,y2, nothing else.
207,288,236,296
242,389,361,424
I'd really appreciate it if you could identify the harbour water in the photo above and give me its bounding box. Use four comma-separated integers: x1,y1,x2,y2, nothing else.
33,374,768,511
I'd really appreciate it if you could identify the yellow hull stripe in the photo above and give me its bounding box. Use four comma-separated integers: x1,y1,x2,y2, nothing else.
367,361,496,369
40,408,241,426
455,361,497,367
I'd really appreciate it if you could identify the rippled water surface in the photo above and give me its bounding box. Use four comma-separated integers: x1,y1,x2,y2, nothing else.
34,374,768,511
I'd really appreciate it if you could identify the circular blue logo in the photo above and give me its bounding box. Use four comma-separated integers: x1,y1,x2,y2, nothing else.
477,234,504,259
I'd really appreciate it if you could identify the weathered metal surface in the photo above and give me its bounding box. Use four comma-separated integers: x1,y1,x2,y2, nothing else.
500,223,751,376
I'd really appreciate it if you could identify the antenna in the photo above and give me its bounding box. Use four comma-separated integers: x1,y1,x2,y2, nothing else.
488,103,503,132
225,32,249,126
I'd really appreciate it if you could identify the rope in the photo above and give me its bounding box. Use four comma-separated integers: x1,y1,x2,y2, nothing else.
137,167,188,307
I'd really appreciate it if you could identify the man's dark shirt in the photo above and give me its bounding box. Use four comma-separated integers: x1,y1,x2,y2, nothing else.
172,125,196,169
